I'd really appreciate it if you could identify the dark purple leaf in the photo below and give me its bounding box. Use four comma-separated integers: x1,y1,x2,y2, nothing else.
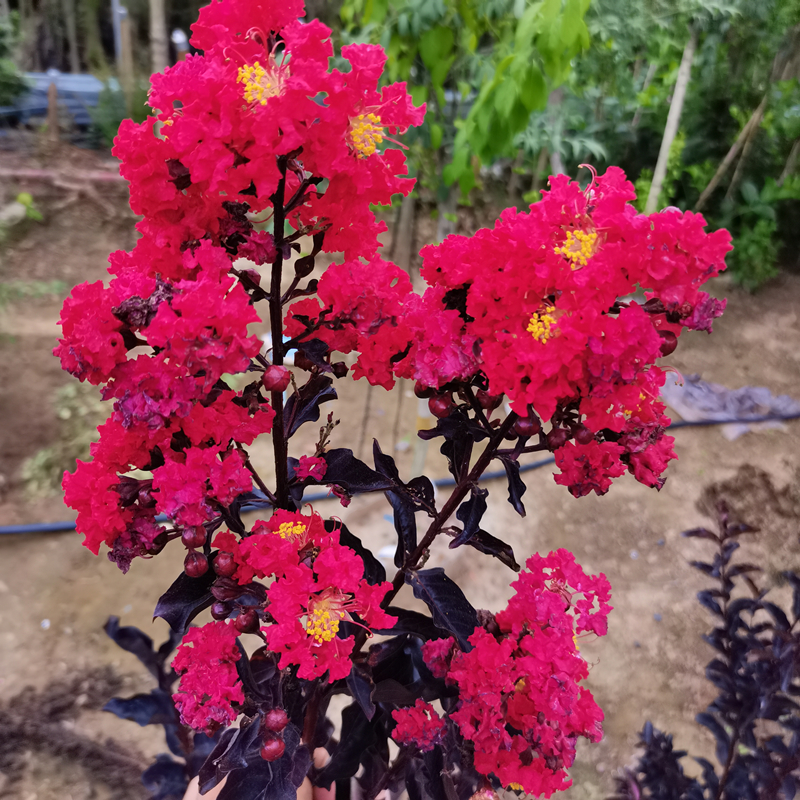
373,440,401,484
103,689,176,727
406,476,435,511
406,568,479,651
697,590,723,617
334,521,386,585
320,449,395,495
283,374,337,436
347,662,376,721
373,607,442,640
198,729,237,793
153,568,216,635
314,704,376,789
451,488,488,547
457,529,520,572
763,601,790,630
295,339,330,369
499,457,526,517
389,490,417,569
783,572,800,622
103,617,158,678
696,712,730,764
142,754,187,800
682,527,720,541
371,678,418,705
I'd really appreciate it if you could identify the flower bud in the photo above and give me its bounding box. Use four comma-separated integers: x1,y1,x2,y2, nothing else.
428,394,454,418
264,708,289,732
261,365,291,393
260,736,285,762
214,551,238,578
181,526,207,549
184,551,209,578
658,330,678,357
546,427,570,450
573,425,595,445
211,601,231,620
512,416,540,438
234,608,259,633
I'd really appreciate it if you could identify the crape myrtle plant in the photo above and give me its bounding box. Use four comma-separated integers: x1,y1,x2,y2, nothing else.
610,503,800,800
54,0,732,797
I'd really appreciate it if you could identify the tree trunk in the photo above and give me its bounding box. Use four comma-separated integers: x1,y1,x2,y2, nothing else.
724,107,763,202
778,138,799,186
61,0,80,72
0,0,10,19
644,25,697,214
80,0,107,71
631,61,658,129
149,0,168,75
119,11,135,115
695,95,767,211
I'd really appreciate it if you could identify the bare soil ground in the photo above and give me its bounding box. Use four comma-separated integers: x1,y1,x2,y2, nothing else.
1,149,799,799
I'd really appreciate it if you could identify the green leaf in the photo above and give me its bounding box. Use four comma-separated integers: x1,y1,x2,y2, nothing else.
409,84,429,106
430,54,455,91
560,0,583,48
442,148,469,187
494,79,518,119
518,64,546,111
430,123,443,151
515,2,544,50
419,25,454,73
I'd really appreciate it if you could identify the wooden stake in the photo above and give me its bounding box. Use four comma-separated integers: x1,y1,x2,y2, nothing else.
149,0,168,75
694,95,767,212
61,0,80,72
645,25,697,214
119,9,135,116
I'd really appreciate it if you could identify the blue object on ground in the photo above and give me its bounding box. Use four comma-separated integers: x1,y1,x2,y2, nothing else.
0,71,119,126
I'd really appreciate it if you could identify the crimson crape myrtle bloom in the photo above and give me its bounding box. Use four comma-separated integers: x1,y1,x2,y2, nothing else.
172,620,245,733
287,167,730,496
59,0,423,568
206,511,395,683
392,700,447,752
110,0,423,275
425,550,611,798
265,555,395,681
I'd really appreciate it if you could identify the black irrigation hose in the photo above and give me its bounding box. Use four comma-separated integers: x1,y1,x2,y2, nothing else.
2,412,799,536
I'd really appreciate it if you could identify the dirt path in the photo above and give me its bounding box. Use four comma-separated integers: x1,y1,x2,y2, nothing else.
1,181,799,797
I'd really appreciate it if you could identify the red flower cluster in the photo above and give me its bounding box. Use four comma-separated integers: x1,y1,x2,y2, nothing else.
113,0,423,275
288,168,730,496
213,511,395,682
58,0,422,568
421,550,611,797
173,620,245,733
392,700,446,752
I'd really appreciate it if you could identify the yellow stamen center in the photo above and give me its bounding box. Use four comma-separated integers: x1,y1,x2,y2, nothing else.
276,521,307,540
554,229,598,268
237,60,287,106
306,600,346,643
527,305,556,343
507,784,524,792
349,113,384,158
